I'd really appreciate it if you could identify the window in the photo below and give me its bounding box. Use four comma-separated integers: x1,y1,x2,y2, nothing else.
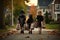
55,4,60,10
43,9,45,12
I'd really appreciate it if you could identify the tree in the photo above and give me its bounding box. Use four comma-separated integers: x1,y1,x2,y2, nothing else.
0,0,29,29
13,0,29,24
44,11,50,24
0,0,12,29
14,0,29,17
13,0,29,20
30,5,37,20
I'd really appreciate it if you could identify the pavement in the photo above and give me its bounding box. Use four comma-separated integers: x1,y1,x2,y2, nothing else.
0,28,60,40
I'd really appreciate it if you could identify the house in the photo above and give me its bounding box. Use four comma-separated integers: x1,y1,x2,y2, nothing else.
47,0,55,20
54,0,60,21
48,0,60,21
38,0,53,15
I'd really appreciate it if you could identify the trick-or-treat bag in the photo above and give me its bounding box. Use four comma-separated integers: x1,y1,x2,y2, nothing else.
16,23,20,30
24,23,29,30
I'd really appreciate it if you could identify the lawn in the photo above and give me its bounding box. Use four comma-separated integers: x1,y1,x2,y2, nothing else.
0,24,16,33
46,24,60,29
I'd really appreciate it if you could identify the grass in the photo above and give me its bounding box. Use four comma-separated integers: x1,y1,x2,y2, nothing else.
0,24,16,33
6,25,16,30
46,24,60,29
0,29,8,33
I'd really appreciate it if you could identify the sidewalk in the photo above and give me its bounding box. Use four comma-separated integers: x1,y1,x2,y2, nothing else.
1,28,60,40
17,28,55,34
0,28,60,40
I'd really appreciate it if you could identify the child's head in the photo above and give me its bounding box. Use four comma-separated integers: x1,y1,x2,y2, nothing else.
38,11,42,15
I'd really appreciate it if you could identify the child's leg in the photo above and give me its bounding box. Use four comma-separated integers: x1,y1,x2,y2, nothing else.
20,24,24,34
29,24,32,34
39,22,42,34
39,27,42,34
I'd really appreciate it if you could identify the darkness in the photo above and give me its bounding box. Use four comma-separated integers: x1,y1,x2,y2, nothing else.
38,0,53,6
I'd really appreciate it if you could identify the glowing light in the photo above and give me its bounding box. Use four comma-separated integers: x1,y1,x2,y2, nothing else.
25,0,38,6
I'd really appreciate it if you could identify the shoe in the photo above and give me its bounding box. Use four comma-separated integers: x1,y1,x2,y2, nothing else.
39,32,41,34
21,30,24,34
29,31,32,34
25,36,30,38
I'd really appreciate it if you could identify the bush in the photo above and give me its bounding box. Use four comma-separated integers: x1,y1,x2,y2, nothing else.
44,11,50,24
46,24,60,29
5,15,11,26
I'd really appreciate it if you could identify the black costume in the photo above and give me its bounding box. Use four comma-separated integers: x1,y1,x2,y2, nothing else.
27,14,33,29
36,15,43,27
18,14,26,27
18,10,26,33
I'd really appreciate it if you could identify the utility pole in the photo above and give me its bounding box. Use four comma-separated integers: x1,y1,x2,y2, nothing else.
12,0,14,26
